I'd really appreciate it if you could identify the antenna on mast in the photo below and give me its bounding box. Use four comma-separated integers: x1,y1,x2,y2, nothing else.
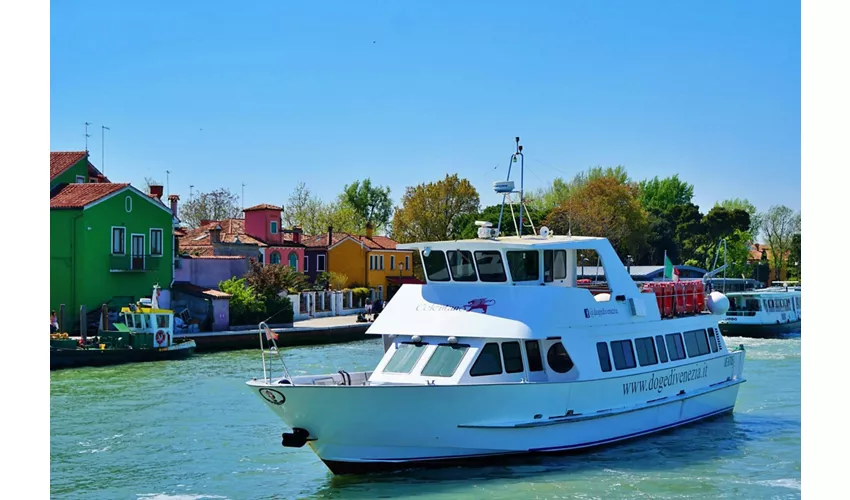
84,122,92,152
492,137,536,239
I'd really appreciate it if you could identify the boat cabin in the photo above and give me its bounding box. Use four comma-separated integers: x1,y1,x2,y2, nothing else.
113,285,175,348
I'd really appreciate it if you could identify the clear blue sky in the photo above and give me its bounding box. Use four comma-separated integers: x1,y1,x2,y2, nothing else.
50,0,800,225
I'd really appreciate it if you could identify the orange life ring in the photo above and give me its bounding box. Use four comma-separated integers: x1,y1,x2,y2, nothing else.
156,330,167,345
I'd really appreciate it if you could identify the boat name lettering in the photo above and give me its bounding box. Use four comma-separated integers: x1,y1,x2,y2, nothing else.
584,307,619,318
622,363,709,395
416,298,496,314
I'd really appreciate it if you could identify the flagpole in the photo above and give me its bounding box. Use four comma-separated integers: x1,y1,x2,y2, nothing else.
663,250,667,282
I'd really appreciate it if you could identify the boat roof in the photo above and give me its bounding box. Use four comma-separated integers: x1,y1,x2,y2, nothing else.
397,235,608,250
120,307,173,314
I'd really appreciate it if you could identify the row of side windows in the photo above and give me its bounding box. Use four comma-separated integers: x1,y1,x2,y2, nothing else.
596,328,722,372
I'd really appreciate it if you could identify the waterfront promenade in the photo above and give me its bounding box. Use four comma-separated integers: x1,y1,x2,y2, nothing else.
173,314,370,352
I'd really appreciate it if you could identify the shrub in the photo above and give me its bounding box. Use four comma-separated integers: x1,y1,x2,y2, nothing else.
219,276,294,326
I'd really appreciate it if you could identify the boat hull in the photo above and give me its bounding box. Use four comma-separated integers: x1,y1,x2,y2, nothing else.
50,341,196,370
249,351,745,474
718,319,801,338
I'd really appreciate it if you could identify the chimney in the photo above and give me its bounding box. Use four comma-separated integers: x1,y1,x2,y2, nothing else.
149,185,164,200
210,224,222,244
293,225,303,245
168,194,179,218
328,226,333,247
365,222,374,239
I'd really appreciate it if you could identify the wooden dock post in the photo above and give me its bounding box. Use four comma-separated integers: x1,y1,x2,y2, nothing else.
59,304,65,334
101,303,109,331
80,305,86,341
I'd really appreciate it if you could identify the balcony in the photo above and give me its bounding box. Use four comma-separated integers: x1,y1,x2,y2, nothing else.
109,254,163,272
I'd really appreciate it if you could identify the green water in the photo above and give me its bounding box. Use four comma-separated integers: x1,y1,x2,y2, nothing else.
50,335,801,500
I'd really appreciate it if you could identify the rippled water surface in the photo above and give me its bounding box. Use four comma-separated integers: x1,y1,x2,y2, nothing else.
51,335,801,499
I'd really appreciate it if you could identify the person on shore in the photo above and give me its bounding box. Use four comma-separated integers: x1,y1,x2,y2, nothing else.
372,297,383,321
365,297,373,321
50,311,59,334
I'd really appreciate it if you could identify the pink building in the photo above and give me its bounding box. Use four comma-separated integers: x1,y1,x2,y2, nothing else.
242,204,305,269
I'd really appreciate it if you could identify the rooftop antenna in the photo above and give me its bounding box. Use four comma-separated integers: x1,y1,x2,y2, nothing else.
101,125,110,174
241,183,246,211
493,137,535,238
166,170,171,197
189,185,194,198
84,122,91,152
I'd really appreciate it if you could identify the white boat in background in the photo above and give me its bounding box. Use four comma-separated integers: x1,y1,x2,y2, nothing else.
718,281,801,338
245,139,747,475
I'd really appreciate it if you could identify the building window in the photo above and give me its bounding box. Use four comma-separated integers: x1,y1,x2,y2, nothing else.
317,254,326,272
288,252,297,269
380,255,385,270
75,175,86,183
270,251,281,265
303,255,309,271
111,227,125,254
390,255,395,270
270,221,278,234
405,255,410,272
377,285,383,299
150,229,163,256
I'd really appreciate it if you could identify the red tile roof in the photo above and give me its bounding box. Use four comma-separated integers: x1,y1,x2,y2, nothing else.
177,218,304,256
173,282,233,299
182,255,247,260
301,234,330,248
361,235,400,250
49,183,130,209
50,151,88,180
243,203,282,212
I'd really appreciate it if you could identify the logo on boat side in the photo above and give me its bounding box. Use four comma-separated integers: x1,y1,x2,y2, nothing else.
584,307,619,318
416,298,496,314
259,388,286,405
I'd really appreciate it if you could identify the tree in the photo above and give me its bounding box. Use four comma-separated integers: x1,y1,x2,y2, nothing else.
342,179,393,231
543,175,648,257
244,259,310,297
638,175,695,213
717,198,762,239
787,233,801,281
761,205,800,280
282,182,325,233
666,203,704,264
180,188,241,228
530,165,631,211
391,174,480,243
457,204,551,239
695,206,752,269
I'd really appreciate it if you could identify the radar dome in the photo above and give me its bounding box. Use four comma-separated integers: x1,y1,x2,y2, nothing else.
706,291,730,315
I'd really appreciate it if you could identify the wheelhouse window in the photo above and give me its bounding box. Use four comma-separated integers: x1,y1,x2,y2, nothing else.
150,229,163,256
525,340,544,372
543,250,567,282
706,328,719,353
384,342,428,374
156,315,169,328
665,333,687,361
111,227,126,254
423,250,450,282
420,344,469,377
469,342,503,376
474,251,507,282
501,341,524,373
547,342,575,373
655,335,669,363
684,329,711,358
447,250,477,282
634,337,658,366
611,340,637,370
596,342,612,372
507,251,539,281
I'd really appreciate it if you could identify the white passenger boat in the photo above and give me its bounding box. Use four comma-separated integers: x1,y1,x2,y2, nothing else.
718,281,801,338
246,139,746,475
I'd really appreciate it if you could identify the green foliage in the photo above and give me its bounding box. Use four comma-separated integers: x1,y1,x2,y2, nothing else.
342,178,393,230
245,259,310,297
281,183,366,234
218,277,293,326
638,175,695,213
391,174,480,243
530,165,631,211
457,204,551,239
351,287,371,307
760,205,801,280
717,198,762,238
180,188,242,228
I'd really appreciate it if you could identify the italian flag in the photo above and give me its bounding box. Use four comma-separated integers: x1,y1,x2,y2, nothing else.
664,253,680,281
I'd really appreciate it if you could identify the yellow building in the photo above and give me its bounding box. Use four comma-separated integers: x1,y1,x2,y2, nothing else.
323,224,418,300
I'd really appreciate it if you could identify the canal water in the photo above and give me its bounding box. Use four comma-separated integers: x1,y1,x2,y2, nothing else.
50,335,801,499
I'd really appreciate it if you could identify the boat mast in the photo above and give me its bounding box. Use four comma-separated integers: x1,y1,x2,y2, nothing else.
496,137,526,237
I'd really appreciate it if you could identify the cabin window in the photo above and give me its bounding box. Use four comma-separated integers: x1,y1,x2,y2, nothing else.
447,250,477,282
507,251,539,281
156,315,169,328
596,342,612,372
474,251,507,282
611,340,637,370
635,337,658,366
525,340,544,372
501,341,525,373
126,315,135,328
384,342,428,374
423,250,450,282
134,314,146,328
707,328,719,353
543,250,567,282
665,333,687,361
421,344,469,377
547,342,575,373
470,342,503,376
684,329,711,358
655,335,669,363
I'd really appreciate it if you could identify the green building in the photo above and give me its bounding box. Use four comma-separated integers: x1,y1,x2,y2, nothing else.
50,151,177,332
